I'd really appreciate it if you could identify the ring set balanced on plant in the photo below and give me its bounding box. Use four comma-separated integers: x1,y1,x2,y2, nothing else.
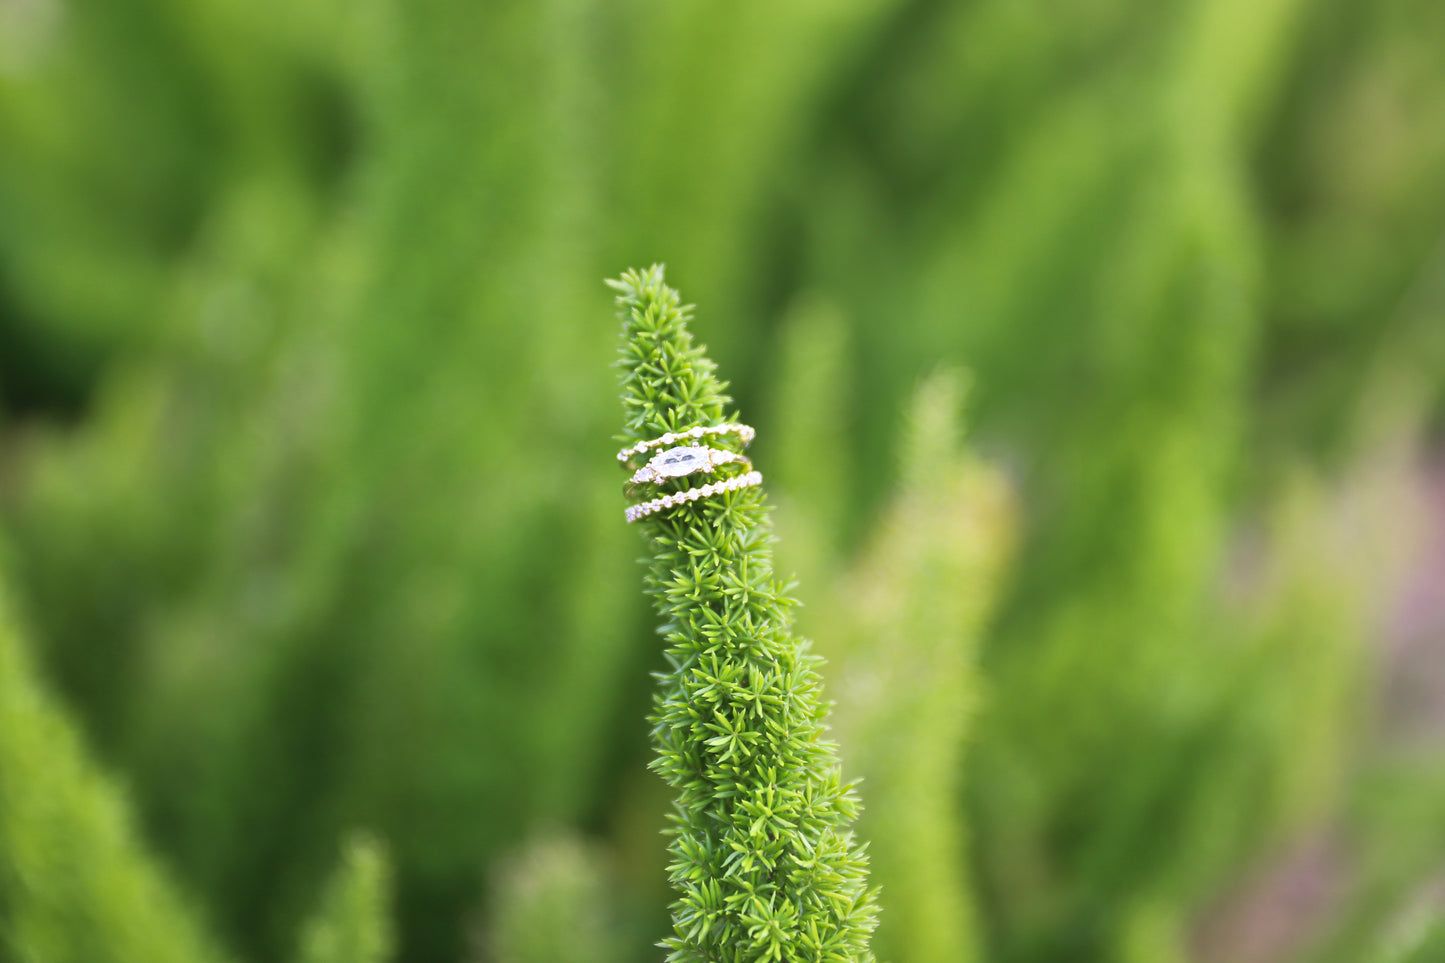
619,422,761,522
612,265,878,963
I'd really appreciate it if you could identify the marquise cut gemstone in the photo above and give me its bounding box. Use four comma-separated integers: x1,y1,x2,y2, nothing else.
652,446,709,477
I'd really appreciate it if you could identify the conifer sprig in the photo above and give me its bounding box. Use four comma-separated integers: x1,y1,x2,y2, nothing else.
612,266,878,963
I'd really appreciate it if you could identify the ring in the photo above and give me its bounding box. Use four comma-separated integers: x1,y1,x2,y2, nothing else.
625,446,752,495
625,471,763,523
616,423,755,465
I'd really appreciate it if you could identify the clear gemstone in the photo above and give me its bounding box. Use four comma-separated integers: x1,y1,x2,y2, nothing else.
651,446,709,478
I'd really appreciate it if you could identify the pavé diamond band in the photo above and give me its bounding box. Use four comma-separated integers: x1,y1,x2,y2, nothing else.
616,423,755,465
625,446,752,494
624,471,764,524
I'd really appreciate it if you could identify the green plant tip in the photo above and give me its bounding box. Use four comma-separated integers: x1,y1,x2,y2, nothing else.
613,265,879,963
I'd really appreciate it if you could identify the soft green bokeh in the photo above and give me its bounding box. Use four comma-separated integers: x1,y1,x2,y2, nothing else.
1,0,1443,961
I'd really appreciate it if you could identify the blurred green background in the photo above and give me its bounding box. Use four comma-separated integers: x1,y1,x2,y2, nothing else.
1,0,1444,962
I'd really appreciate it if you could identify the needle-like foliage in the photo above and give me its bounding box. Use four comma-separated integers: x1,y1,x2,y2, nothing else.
613,266,878,963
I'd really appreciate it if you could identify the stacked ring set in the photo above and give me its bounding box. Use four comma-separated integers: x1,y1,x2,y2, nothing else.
618,423,762,523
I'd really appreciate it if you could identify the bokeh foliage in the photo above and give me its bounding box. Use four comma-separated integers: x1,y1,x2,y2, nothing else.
1,0,1444,961
0,563,234,963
